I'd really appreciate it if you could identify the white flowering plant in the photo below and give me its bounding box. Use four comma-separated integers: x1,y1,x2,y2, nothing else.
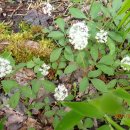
0,0,130,130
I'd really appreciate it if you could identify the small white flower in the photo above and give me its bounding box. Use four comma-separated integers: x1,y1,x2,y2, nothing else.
121,55,130,71
39,63,50,76
54,84,68,101
0,57,12,78
95,30,108,43
42,2,54,16
69,22,89,50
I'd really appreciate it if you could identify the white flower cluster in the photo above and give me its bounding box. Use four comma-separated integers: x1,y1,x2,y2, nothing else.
42,2,54,16
95,30,108,43
0,57,12,78
121,55,130,71
39,63,50,76
69,22,89,50
54,84,68,101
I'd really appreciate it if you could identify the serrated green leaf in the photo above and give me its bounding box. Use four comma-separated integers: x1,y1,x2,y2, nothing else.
79,77,89,92
58,62,66,69
88,69,102,78
91,79,108,92
55,18,65,32
90,45,98,61
1,80,18,93
107,79,117,88
97,64,114,75
9,92,20,108
31,80,42,93
99,55,114,65
107,38,115,55
64,46,74,61
50,48,62,62
42,80,56,92
69,7,86,19
27,60,35,68
64,64,78,74
48,31,64,40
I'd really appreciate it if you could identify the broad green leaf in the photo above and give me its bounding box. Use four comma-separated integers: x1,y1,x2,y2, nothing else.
69,7,86,19
100,93,123,115
48,31,64,40
90,45,98,61
76,51,88,68
79,77,89,92
84,118,93,128
44,110,55,118
97,64,114,75
107,79,117,88
107,38,115,55
112,0,122,11
58,62,66,69
90,2,102,19
97,125,111,130
55,18,65,32
114,88,130,100
64,102,104,118
109,31,123,42
64,64,78,74
55,110,83,130
50,48,62,62
27,60,35,68
31,80,42,93
1,80,18,93
88,69,102,78
99,55,114,65
91,79,108,92
121,117,130,127
20,86,33,98
42,80,56,92
9,92,20,108
64,46,74,61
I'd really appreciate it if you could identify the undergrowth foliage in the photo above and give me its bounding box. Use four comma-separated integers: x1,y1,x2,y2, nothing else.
0,0,130,130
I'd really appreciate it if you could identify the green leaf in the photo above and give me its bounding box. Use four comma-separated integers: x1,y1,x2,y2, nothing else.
76,51,88,68
112,0,122,12
97,125,111,130
91,79,108,92
107,79,117,88
99,55,114,65
107,37,116,55
21,86,33,98
64,64,78,74
31,80,42,93
64,102,104,118
9,92,20,108
100,93,123,115
64,46,74,61
118,0,130,15
97,64,114,75
1,80,18,93
55,110,83,130
90,2,102,19
114,88,130,100
90,45,98,62
109,31,123,42
42,80,56,92
27,60,35,68
55,18,65,32
79,77,89,92
58,62,66,69
48,31,64,40
84,118,93,128
50,48,62,62
88,69,102,78
44,110,55,118
69,7,86,19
